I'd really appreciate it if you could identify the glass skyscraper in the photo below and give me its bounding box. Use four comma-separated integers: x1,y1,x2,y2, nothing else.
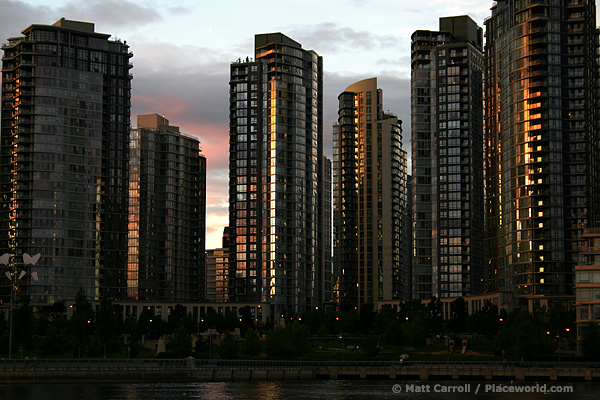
485,0,600,303
128,114,206,302
228,33,327,313
333,78,409,309
1,19,131,305
411,16,485,299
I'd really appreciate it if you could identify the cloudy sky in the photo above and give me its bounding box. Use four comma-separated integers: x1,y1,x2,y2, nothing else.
2,0,497,248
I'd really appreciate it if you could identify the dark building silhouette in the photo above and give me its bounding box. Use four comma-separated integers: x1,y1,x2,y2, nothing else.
228,33,328,313
485,0,600,305
411,16,485,298
333,78,410,309
1,18,132,304
128,114,206,302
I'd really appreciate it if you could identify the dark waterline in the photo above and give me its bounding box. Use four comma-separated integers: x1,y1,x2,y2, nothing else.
0,381,599,400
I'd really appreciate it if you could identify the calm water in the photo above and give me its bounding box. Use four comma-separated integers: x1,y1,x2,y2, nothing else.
0,381,598,400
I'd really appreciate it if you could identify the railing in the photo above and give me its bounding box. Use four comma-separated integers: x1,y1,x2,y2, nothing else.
2,358,600,370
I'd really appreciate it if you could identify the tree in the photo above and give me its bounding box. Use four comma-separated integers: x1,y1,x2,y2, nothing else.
286,321,310,358
359,303,375,333
467,301,500,336
14,295,35,355
338,309,360,334
265,322,311,359
300,309,327,334
238,306,254,334
373,305,398,335
168,325,193,358
70,287,94,357
218,330,239,359
401,314,430,346
138,308,164,338
167,304,195,334
38,314,70,357
241,328,262,358
362,335,380,358
265,326,286,359
514,318,544,360
448,298,468,333
425,297,444,334
581,322,600,361
95,295,118,357
317,324,330,337
384,320,403,345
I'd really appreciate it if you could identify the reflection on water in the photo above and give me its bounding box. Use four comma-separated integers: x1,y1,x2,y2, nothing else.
0,381,598,400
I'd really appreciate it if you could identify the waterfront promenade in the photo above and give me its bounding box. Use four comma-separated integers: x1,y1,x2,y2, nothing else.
1,359,600,383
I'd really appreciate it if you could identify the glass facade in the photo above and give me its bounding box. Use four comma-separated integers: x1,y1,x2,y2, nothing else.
0,19,131,304
485,0,600,300
128,114,206,302
228,33,327,313
411,16,485,299
333,78,409,309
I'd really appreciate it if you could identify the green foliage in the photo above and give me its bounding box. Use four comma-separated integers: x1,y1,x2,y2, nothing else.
514,318,547,360
466,301,500,335
359,303,375,333
581,322,600,361
398,299,426,321
448,298,468,333
425,297,444,334
317,324,330,337
14,295,35,353
384,320,403,345
238,306,254,335
70,287,94,357
38,323,70,357
223,311,242,333
95,295,118,357
167,304,195,334
361,335,380,358
401,314,430,346
241,328,262,358
373,305,398,335
338,310,360,334
300,310,328,334
287,321,311,357
218,330,239,359
168,325,194,358
137,308,164,338
265,321,311,359
265,326,286,358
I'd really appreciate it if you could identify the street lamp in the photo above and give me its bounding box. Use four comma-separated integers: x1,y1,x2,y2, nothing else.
1,253,41,359
339,331,345,361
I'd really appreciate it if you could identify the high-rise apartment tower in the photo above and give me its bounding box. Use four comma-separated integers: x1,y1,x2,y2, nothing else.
128,114,206,302
485,0,599,304
333,78,409,309
228,33,326,313
0,18,131,304
411,16,486,299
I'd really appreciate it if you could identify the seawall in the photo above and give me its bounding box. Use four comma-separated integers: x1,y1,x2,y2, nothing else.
1,360,599,384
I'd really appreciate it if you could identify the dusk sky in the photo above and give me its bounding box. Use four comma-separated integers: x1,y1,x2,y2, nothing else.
1,0,555,249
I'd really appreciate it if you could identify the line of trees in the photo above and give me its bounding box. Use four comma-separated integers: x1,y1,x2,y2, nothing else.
2,293,599,361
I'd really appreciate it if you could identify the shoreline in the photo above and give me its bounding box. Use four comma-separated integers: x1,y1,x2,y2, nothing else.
1,360,600,384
